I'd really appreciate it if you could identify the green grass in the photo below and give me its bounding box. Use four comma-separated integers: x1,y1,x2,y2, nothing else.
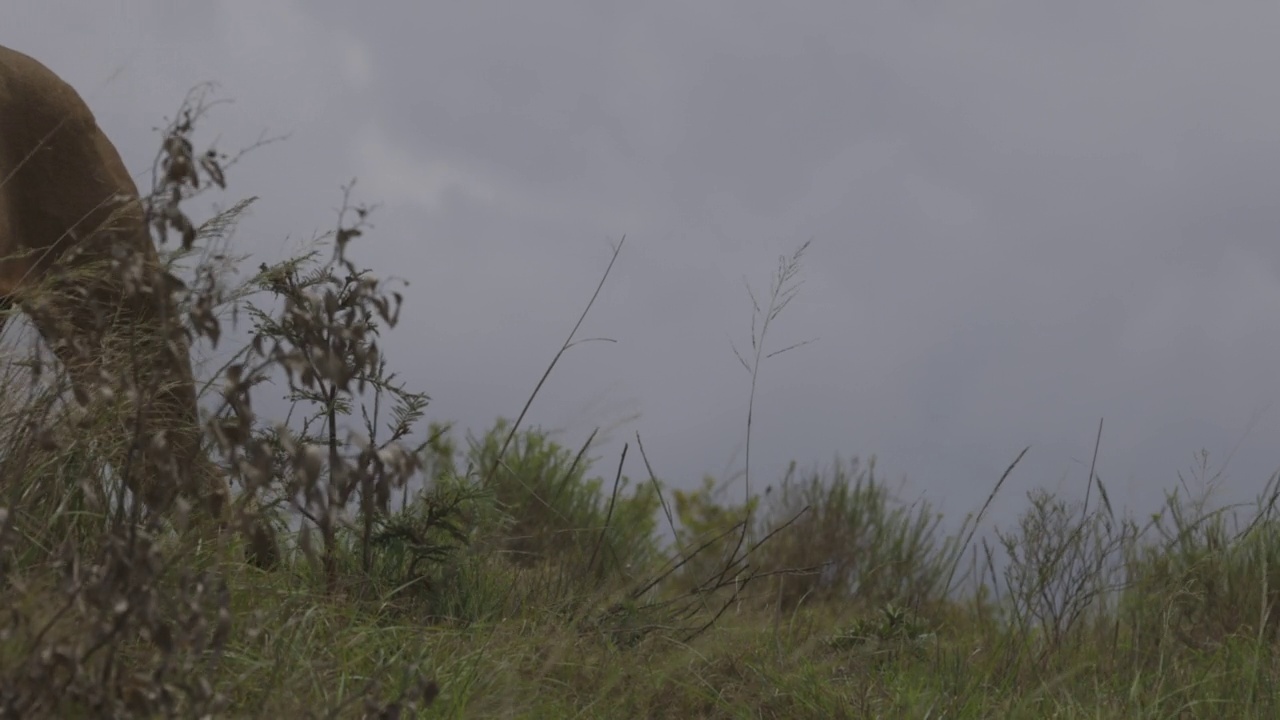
9,427,1280,718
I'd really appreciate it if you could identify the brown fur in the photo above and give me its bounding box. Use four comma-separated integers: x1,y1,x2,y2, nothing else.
0,44,276,567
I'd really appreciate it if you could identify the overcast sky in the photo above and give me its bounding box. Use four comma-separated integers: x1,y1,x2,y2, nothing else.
8,1,1280,533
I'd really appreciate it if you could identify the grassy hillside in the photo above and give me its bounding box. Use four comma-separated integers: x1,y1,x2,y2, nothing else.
2,95,1279,720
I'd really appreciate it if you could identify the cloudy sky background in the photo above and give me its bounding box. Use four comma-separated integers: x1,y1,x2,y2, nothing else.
8,1,1280,535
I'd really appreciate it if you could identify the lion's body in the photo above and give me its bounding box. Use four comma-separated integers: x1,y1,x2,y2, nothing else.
0,44,275,566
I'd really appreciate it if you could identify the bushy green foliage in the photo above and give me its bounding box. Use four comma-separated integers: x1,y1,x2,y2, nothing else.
463,417,663,579
670,473,759,580
750,456,960,610
669,457,959,613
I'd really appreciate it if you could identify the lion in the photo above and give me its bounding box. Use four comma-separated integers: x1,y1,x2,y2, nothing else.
0,43,277,567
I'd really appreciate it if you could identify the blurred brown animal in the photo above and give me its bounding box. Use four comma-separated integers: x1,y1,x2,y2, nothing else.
0,44,277,567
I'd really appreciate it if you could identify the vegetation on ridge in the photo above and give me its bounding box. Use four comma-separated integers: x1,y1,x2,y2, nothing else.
1,86,1278,720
